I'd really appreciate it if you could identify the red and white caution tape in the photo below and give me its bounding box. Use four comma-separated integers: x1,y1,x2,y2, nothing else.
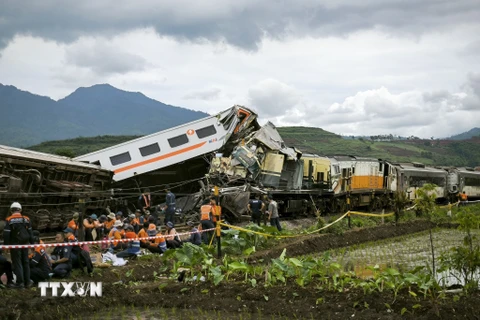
0,228,216,249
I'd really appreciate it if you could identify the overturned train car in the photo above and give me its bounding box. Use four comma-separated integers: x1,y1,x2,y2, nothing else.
0,145,114,233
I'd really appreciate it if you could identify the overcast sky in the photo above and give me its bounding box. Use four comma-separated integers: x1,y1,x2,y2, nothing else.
0,0,479,138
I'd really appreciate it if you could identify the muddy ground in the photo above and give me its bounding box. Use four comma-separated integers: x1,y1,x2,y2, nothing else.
1,220,475,320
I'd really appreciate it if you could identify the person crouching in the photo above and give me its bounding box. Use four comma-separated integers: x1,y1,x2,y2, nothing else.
116,225,140,259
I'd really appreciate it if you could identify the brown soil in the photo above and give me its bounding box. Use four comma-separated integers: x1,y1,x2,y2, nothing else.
380,146,419,157
0,221,472,320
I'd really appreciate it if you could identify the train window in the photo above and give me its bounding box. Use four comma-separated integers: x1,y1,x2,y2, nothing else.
110,152,131,166
196,125,217,139
465,177,480,187
168,134,189,148
379,163,383,172
221,110,236,130
139,143,161,157
352,167,355,175
318,172,325,182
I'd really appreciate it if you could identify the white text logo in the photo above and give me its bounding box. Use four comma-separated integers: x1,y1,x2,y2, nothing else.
38,282,102,297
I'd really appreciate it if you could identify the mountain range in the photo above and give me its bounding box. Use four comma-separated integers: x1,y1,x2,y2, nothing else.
1,83,479,162
0,83,208,147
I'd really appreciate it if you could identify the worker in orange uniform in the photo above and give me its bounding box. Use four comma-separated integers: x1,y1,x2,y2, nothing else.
151,225,167,254
3,202,34,289
83,214,97,241
104,212,116,232
459,191,468,206
108,220,125,251
67,212,80,236
139,223,164,254
165,222,182,249
199,198,216,245
29,230,52,284
116,225,140,259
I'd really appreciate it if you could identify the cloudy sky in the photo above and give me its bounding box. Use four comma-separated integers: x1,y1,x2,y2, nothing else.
1,0,479,138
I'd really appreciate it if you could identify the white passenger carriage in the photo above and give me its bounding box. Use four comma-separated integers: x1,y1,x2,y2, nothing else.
74,106,257,182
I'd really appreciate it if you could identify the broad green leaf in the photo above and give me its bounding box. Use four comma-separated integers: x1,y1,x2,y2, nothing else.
289,258,303,268
279,248,287,261
243,246,256,256
229,261,248,271
213,274,225,286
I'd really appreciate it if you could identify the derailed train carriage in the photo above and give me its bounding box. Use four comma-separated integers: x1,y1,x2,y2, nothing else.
0,145,114,233
208,129,480,218
2,104,480,228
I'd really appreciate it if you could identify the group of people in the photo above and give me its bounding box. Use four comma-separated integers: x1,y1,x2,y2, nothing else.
247,194,282,231
0,202,80,288
0,190,281,288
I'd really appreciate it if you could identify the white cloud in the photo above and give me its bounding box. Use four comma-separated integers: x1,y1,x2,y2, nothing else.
0,2,479,139
248,79,302,118
65,40,148,75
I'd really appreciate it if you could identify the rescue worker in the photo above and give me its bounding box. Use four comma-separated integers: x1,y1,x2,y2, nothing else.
127,213,140,233
151,225,167,253
0,248,14,288
135,210,144,226
139,188,152,213
141,223,164,254
50,232,73,278
83,214,97,241
459,191,468,206
67,212,80,236
248,195,265,226
64,227,81,267
3,202,34,288
262,195,269,226
116,225,140,259
165,222,182,249
163,185,176,224
116,211,124,223
96,215,107,239
104,212,116,232
266,195,282,231
184,221,202,246
108,220,125,251
199,199,215,245
29,231,52,284
137,222,150,248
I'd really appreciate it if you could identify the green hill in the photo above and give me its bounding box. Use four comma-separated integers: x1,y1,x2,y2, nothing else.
27,127,480,167
277,127,480,167
449,127,480,140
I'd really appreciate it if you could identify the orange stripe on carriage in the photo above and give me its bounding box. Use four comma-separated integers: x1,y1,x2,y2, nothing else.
114,141,207,174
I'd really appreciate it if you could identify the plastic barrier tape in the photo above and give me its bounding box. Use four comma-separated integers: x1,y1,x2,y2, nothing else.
219,212,350,239
348,211,395,218
0,228,216,249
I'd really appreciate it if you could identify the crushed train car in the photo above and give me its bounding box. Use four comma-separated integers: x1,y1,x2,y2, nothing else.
0,145,114,233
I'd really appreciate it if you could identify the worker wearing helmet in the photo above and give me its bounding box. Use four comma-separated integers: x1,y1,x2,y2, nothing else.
67,212,80,237
3,202,34,288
